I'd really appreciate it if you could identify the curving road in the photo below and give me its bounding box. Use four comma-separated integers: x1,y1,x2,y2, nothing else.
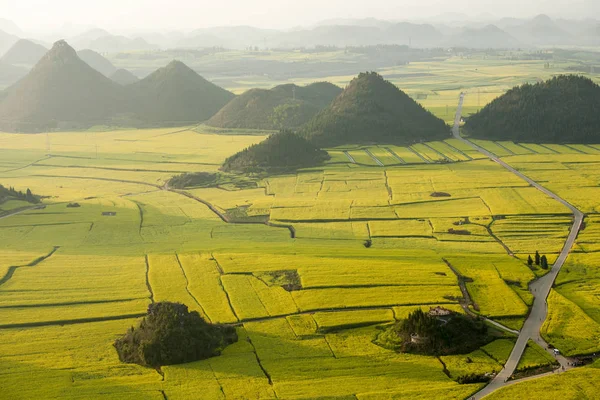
451,93,585,399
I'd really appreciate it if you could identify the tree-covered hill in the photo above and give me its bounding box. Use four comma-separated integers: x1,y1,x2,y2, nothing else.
206,82,341,130
300,72,449,147
464,75,600,143
129,60,234,126
221,130,330,174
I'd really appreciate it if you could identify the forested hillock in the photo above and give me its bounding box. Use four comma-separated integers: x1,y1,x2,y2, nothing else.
300,72,449,147
464,75,600,143
114,302,237,368
376,309,492,356
221,130,330,174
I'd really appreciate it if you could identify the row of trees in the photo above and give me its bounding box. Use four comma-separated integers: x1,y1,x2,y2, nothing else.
0,184,39,204
528,251,549,270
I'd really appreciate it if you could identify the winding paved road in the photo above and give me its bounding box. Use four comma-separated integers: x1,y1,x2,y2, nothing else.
451,93,585,399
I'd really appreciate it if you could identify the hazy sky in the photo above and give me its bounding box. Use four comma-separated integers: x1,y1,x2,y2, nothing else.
2,0,598,33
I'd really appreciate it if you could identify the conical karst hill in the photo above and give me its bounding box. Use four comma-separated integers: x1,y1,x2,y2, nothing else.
0,40,125,132
129,60,234,125
300,72,449,147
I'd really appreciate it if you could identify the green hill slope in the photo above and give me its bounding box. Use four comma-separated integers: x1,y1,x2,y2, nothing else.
464,75,600,143
129,60,234,126
0,40,125,132
300,72,449,147
207,82,341,130
221,131,330,173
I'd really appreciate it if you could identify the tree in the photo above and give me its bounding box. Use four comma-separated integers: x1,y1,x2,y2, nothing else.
527,255,534,267
535,251,541,266
25,188,34,202
541,255,549,270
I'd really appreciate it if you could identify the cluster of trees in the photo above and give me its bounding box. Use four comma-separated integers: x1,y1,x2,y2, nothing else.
465,75,600,143
528,251,549,270
0,184,39,204
381,309,491,356
168,172,220,189
114,302,237,368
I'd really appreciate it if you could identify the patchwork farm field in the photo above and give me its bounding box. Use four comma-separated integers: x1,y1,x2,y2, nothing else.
1,125,599,400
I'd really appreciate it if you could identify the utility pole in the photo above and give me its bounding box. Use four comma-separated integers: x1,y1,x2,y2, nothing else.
45,133,50,156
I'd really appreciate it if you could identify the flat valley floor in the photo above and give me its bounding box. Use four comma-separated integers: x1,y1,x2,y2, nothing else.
1,124,600,399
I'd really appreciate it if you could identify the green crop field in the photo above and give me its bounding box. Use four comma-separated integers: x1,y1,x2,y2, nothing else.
2,126,597,399
1,52,600,399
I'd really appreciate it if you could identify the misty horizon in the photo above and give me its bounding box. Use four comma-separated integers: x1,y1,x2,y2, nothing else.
1,0,599,35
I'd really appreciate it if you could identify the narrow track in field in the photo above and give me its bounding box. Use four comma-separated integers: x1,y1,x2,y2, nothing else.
453,93,585,399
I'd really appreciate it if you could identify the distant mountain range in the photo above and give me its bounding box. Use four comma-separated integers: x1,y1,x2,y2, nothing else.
1,14,598,55
444,25,522,49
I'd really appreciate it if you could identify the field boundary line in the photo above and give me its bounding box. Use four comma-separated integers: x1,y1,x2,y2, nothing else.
364,148,384,166
174,253,211,323
343,151,356,163
383,147,406,164
538,144,560,154
0,246,60,288
444,141,473,160
407,146,431,163
493,141,516,156
422,142,452,162
144,255,155,303
0,298,145,309
0,313,146,329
